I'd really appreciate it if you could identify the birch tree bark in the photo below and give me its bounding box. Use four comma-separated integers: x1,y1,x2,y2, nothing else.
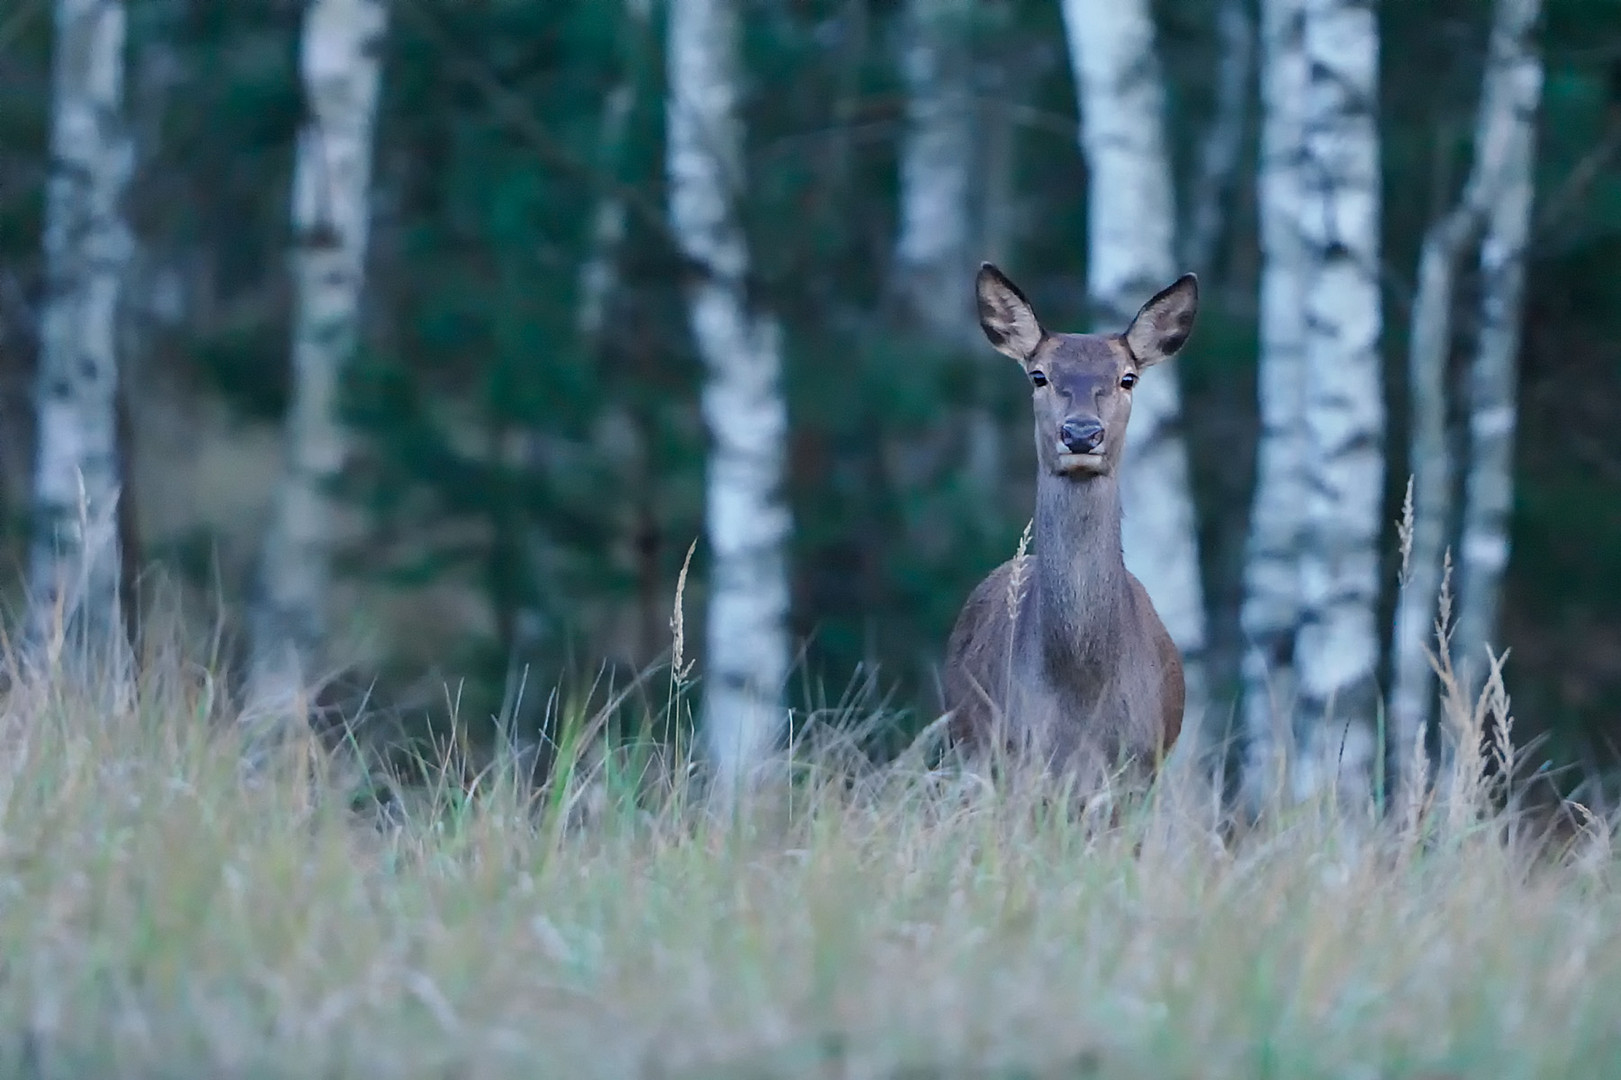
1240,0,1310,812
894,0,975,343
1291,0,1384,809
1059,0,1211,746
667,0,792,798
28,0,135,677
1181,0,1255,278
1390,0,1545,797
1389,211,1468,802
577,0,653,347
892,0,1003,536
245,0,387,728
1456,0,1544,696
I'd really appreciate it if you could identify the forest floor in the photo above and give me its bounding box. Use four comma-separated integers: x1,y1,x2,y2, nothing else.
0,629,1618,1080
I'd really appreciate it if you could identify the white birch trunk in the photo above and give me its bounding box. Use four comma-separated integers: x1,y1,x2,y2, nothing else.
28,0,135,677
893,0,1004,537
894,0,976,343
1456,0,1544,696
1182,0,1254,277
1240,0,1310,812
246,0,387,727
1060,0,1211,745
1389,214,1470,800
576,0,653,346
574,78,637,345
1291,0,1384,809
1390,0,1545,797
667,0,792,798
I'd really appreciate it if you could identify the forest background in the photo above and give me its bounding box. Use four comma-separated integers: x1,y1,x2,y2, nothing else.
1,0,1619,801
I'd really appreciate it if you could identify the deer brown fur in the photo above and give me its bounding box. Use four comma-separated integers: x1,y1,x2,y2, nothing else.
942,263,1197,788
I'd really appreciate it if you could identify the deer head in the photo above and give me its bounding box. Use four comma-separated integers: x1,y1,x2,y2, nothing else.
975,263,1199,479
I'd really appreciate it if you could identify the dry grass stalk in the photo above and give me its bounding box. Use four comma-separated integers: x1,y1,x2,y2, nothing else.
1396,474,1416,588
670,537,698,688
1004,517,1034,626
990,518,1035,753
1483,646,1516,787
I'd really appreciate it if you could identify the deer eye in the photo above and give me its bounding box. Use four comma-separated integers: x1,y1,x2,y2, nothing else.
1120,372,1139,389
1030,371,1048,388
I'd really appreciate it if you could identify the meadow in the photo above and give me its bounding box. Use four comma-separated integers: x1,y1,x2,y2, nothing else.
0,582,1616,1080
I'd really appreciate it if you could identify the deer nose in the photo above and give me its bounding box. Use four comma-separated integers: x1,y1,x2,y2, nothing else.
1059,418,1105,454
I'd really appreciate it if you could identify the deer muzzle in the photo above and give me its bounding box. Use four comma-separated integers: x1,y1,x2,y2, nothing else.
1055,418,1106,474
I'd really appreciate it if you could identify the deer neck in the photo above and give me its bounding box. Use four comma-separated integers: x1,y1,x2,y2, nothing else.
1029,471,1131,674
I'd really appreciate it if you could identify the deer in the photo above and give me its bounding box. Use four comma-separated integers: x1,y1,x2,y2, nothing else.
941,263,1198,793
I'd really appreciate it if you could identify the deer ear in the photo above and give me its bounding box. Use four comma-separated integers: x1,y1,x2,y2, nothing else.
976,262,1045,362
1123,273,1199,368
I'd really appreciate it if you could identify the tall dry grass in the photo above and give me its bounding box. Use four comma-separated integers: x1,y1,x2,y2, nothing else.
0,531,1616,1078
